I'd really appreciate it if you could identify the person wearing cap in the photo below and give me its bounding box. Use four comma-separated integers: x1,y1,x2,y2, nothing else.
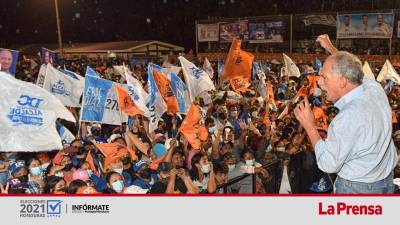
150,162,199,194
132,160,158,190
4,160,41,194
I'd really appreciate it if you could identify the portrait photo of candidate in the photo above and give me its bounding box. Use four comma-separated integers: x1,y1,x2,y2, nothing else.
41,48,56,65
0,48,19,75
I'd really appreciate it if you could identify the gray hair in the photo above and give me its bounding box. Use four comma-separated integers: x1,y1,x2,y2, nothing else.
330,51,363,84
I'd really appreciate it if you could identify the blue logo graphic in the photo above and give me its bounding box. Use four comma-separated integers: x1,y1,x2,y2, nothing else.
47,200,62,215
51,80,71,97
7,95,44,126
190,67,204,79
128,86,140,101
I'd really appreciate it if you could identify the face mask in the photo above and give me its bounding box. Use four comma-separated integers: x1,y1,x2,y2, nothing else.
228,164,236,172
112,180,124,193
266,145,273,152
41,162,50,170
245,159,255,166
113,168,123,175
277,147,286,152
55,171,64,178
201,163,210,174
139,168,152,180
208,126,216,134
17,175,29,183
149,177,155,186
230,111,238,118
30,166,42,176
63,163,73,171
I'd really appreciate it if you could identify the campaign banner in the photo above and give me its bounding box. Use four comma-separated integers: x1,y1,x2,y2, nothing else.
248,21,285,43
0,48,19,76
337,13,394,39
197,23,219,42
219,20,249,42
302,14,336,26
81,75,123,125
41,48,56,65
397,21,400,38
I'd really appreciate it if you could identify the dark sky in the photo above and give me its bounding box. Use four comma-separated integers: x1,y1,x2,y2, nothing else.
0,0,389,50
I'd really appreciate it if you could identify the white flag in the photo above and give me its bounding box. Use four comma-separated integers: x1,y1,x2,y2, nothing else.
362,61,375,80
36,64,47,88
43,64,84,107
0,72,76,152
283,53,301,78
377,60,400,84
203,58,214,79
126,73,152,117
179,56,215,101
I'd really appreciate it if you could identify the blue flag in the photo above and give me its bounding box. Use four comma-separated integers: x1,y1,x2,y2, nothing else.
217,61,224,79
252,62,261,81
170,72,189,113
260,62,270,75
56,121,75,146
81,75,113,123
315,58,322,74
86,66,98,77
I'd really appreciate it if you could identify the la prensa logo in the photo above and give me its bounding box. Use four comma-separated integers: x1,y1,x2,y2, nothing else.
7,95,44,126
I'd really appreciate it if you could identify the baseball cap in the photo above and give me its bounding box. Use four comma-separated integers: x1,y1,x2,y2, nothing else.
157,162,172,173
133,160,148,172
8,160,27,174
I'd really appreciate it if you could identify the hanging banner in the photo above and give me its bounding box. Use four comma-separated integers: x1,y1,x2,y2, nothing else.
219,20,249,42
337,13,394,39
197,23,219,42
248,21,285,43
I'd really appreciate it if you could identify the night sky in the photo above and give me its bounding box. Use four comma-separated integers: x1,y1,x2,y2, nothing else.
0,0,390,50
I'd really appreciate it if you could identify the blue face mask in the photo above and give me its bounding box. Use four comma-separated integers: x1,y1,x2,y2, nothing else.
30,166,42,176
112,180,124,193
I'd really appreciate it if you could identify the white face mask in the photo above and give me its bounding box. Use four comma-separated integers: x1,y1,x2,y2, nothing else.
266,145,273,152
228,164,236,172
201,163,210,174
245,159,255,166
208,126,216,134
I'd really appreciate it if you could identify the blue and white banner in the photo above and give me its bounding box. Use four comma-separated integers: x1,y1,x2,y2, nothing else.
56,121,76,147
202,58,214,79
0,48,19,76
0,72,76,151
43,64,84,107
81,75,123,125
170,72,190,114
36,64,47,88
179,56,215,101
147,63,167,117
337,13,394,39
126,73,151,117
85,66,99,77
217,61,224,79
41,48,56,65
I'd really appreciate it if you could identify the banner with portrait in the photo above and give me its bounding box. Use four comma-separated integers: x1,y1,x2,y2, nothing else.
337,13,394,39
41,48,57,65
219,20,249,42
248,21,285,43
197,23,219,42
0,48,19,76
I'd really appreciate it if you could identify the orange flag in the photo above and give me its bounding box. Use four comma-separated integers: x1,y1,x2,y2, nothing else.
267,82,276,106
221,38,254,81
313,106,328,131
85,150,100,176
115,84,143,116
179,103,202,150
230,77,251,93
152,69,179,115
150,154,168,171
95,143,134,158
393,111,398,124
